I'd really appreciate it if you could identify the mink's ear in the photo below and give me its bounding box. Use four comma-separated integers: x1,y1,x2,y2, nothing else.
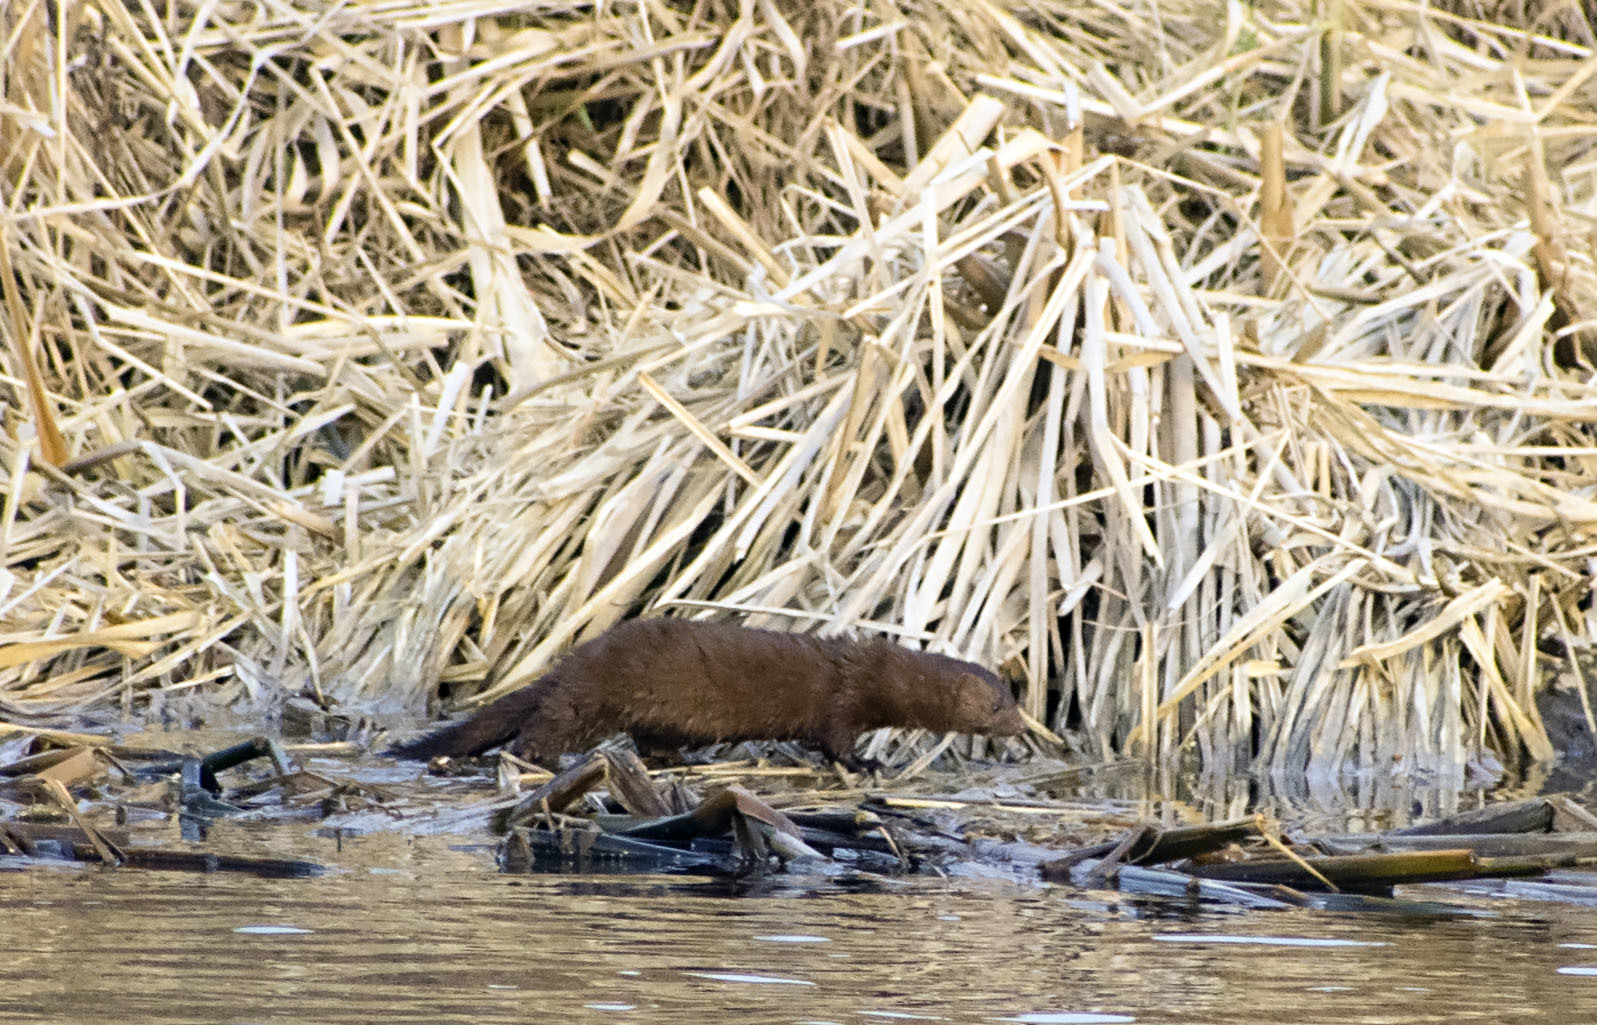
965,673,1004,713
962,671,1000,693
959,673,996,707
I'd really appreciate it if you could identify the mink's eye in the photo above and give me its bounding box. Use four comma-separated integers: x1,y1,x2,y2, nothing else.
991,699,1001,714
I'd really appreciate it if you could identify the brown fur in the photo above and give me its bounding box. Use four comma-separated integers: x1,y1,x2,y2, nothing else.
389,618,1025,766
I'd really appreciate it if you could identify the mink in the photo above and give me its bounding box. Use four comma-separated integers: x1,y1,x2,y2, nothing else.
389,618,1025,767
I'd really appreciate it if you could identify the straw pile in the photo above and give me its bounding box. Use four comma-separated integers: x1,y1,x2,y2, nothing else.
2,0,1594,776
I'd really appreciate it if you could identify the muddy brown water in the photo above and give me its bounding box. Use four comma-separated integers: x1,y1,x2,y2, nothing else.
7,815,1597,1023
7,729,1597,1024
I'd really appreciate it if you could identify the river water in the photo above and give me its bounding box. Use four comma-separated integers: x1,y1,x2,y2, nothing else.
6,815,1597,1024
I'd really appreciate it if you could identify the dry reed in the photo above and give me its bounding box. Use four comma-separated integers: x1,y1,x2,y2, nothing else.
1,0,1594,778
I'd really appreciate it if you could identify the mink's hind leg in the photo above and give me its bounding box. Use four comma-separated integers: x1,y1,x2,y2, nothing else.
508,721,567,768
507,691,603,768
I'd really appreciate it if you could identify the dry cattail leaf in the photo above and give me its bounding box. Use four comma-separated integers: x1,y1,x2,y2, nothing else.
0,0,1590,780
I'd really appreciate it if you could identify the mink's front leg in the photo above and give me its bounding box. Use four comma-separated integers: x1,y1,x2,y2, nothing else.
818,721,883,774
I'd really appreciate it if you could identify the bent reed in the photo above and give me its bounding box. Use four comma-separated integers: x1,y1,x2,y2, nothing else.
1,0,1594,776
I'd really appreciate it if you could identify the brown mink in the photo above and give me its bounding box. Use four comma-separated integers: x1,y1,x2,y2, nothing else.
389,618,1024,767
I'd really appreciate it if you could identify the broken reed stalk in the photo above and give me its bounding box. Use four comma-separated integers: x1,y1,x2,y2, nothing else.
0,0,1594,779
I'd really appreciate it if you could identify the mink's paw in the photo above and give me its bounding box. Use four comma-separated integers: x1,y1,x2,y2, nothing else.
834,753,886,776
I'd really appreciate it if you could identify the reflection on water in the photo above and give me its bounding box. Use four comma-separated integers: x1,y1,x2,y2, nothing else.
5,820,1597,1024
1050,760,1514,837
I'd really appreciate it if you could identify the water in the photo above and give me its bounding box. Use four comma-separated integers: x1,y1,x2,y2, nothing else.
5,822,1597,1024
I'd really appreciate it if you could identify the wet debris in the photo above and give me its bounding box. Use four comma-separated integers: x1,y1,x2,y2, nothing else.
495,740,874,876
0,821,321,878
471,742,1597,906
1038,798,1597,913
11,721,1597,915
0,729,338,876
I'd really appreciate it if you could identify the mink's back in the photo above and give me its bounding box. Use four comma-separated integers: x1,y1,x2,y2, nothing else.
389,618,1019,763
572,618,846,739
389,619,848,760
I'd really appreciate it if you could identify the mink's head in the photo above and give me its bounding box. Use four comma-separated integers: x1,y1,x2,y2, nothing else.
877,645,1025,737
945,669,1026,737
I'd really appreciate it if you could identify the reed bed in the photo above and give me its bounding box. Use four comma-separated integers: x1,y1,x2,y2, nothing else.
1,0,1594,777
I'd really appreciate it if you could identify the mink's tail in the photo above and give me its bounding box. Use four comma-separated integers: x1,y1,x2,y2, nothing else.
387,683,544,759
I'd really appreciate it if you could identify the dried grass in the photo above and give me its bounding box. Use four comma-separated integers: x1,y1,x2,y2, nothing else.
2,0,1595,777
